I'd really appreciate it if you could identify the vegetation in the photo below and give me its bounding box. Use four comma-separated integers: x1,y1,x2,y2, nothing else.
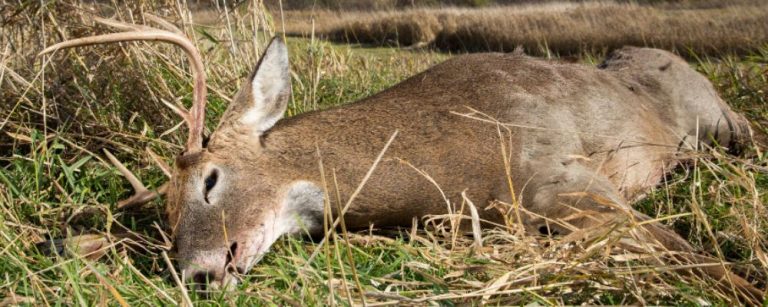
1,0,767,305
304,1,768,56
265,0,767,10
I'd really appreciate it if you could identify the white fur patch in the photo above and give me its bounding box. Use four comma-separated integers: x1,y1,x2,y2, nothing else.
242,181,324,271
260,180,324,244
278,180,325,234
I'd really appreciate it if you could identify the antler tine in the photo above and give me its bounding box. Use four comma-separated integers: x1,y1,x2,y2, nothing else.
40,18,208,153
146,148,172,178
104,149,147,194
143,14,185,35
104,149,167,209
93,16,150,32
160,98,194,127
94,15,183,35
118,183,169,210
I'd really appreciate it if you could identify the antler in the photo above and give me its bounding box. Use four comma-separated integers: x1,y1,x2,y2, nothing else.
40,15,209,209
40,15,208,153
104,149,169,209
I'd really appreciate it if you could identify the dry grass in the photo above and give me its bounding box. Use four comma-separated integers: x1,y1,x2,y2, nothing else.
312,1,768,56
1,0,768,305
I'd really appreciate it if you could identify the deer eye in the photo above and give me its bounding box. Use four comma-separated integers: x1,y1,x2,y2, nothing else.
204,169,218,202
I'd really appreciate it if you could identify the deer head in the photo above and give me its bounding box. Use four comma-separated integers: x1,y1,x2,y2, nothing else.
165,37,326,291
42,16,320,291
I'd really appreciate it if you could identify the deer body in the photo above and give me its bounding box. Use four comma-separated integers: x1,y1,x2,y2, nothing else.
178,45,751,289
225,50,746,230
43,24,758,301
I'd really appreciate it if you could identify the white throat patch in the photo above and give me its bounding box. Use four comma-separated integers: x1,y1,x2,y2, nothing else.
248,180,324,266
278,180,324,235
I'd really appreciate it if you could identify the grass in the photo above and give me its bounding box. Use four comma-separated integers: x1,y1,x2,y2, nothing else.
1,1,768,305
295,1,768,56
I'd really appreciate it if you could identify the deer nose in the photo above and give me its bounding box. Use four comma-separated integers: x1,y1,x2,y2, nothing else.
190,270,218,292
183,241,243,291
225,241,242,269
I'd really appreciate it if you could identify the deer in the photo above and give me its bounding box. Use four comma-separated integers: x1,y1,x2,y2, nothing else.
42,16,763,303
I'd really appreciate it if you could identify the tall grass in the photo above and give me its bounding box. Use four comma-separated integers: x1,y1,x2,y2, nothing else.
1,1,767,305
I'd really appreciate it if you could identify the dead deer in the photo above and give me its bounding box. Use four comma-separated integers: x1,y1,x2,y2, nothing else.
42,16,762,302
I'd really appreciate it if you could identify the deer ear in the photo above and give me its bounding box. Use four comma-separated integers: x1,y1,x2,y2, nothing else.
217,37,291,135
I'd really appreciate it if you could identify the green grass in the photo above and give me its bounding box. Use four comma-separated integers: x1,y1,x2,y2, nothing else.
2,3,768,305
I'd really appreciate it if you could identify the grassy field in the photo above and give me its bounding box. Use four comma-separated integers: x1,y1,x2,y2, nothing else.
2,1,768,305
286,1,768,56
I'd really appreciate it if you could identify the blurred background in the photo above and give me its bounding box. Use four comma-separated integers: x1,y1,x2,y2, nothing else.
236,0,768,55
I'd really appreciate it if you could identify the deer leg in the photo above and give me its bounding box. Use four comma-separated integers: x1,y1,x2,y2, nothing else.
516,162,635,237
515,161,763,303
